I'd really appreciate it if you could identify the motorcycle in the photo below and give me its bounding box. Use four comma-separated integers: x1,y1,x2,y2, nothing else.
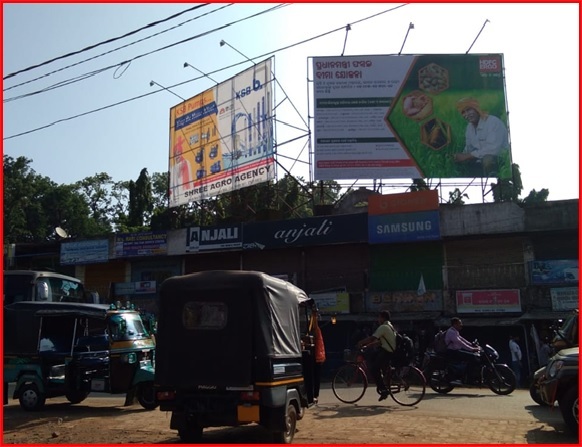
422,341,516,395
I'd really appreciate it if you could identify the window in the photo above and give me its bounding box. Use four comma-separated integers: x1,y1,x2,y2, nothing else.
182,302,227,330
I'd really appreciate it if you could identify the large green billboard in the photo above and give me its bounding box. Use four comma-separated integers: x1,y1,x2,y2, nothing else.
312,54,511,180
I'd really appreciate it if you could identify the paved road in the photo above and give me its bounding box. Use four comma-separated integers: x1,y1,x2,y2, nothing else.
3,383,578,444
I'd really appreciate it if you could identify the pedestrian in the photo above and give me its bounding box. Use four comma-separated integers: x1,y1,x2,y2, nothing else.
356,310,396,401
311,309,326,404
538,338,553,367
509,334,523,387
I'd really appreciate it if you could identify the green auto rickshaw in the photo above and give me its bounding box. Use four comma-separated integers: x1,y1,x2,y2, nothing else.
4,301,157,411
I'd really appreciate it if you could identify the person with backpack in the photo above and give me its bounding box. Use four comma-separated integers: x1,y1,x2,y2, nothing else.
357,310,396,401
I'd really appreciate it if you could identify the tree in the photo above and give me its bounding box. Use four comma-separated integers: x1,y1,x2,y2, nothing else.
127,168,153,229
75,173,115,233
3,155,97,242
448,188,469,205
522,188,550,204
491,163,523,203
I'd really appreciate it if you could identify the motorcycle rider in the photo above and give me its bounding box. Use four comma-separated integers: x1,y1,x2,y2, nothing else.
445,317,480,381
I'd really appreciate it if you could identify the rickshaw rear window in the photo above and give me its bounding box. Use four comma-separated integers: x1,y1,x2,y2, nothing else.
183,302,227,330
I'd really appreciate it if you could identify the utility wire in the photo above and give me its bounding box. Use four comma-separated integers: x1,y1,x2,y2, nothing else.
4,3,407,140
4,3,234,93
4,4,289,103
3,4,210,81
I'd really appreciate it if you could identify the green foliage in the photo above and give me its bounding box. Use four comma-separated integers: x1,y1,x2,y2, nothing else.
521,188,550,204
3,155,100,243
448,188,469,205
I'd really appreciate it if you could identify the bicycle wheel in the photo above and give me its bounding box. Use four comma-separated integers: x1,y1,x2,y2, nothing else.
388,365,426,406
332,363,368,403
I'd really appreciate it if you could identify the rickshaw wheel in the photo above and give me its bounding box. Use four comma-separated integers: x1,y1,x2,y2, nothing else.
66,390,89,404
178,425,203,443
137,382,159,410
18,384,46,411
273,403,297,444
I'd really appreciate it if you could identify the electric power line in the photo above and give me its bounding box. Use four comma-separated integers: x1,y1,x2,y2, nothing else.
3,4,210,81
3,4,289,103
3,4,235,93
4,3,407,140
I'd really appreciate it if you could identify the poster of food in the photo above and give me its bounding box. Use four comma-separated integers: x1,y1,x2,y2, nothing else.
312,54,511,180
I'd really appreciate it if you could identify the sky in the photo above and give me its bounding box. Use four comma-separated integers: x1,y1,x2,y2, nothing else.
3,2,580,204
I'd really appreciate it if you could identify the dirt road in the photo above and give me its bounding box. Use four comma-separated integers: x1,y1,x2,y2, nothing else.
2,387,577,444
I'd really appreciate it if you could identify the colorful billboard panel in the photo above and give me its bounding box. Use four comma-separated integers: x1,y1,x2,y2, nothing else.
368,210,440,243
530,259,579,285
60,239,109,265
368,189,439,215
456,289,521,313
114,231,167,257
312,54,510,180
169,58,274,206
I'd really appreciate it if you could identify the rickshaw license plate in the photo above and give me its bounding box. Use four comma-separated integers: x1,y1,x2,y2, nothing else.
91,379,105,391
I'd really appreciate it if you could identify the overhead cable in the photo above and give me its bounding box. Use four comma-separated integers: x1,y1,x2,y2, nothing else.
3,4,210,80
4,3,234,92
4,3,407,140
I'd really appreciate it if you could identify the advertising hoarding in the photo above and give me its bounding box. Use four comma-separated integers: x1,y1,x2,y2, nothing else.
368,189,439,215
550,287,579,311
242,213,368,250
368,210,440,244
456,289,521,313
114,231,167,257
312,54,510,180
530,259,579,285
169,58,274,206
186,225,242,252
60,239,109,265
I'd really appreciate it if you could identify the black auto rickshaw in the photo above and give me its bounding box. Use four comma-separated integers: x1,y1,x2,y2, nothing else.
4,301,157,411
154,270,318,444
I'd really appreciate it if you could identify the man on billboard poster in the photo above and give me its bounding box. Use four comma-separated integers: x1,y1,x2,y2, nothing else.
453,97,509,178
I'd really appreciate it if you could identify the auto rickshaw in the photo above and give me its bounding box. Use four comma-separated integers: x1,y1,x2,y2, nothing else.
154,270,318,444
3,301,157,411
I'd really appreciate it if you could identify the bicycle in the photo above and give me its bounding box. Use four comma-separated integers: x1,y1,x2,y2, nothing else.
332,346,426,406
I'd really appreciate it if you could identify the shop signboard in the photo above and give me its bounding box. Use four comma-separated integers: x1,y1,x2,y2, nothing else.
456,289,521,313
530,259,579,285
60,239,109,265
114,231,167,257
550,287,579,311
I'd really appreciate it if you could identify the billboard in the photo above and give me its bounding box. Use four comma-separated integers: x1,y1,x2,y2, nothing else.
169,58,274,207
530,259,579,285
456,289,521,313
60,239,109,265
312,54,510,180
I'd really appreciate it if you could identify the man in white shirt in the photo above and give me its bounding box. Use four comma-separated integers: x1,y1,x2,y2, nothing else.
454,97,509,178
509,334,523,387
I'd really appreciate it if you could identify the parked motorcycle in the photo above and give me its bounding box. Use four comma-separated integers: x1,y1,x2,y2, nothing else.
423,341,516,395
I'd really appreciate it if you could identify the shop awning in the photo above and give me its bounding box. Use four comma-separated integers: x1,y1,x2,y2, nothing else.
435,316,521,327
519,311,575,320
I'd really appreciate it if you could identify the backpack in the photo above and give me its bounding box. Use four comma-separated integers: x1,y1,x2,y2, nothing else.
391,332,416,367
433,330,448,354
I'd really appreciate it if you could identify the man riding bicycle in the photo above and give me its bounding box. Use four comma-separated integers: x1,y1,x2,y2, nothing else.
357,310,396,401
